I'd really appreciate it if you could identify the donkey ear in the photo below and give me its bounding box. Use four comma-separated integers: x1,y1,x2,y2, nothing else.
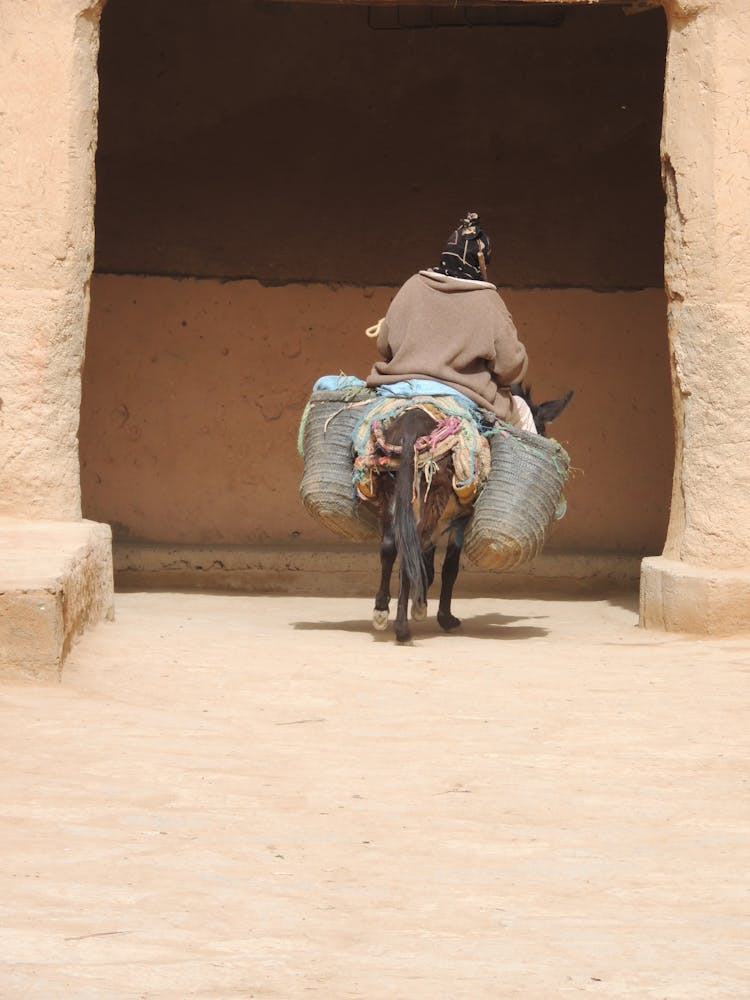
534,389,573,425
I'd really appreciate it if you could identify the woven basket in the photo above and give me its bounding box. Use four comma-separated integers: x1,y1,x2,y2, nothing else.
299,388,379,542
463,425,570,571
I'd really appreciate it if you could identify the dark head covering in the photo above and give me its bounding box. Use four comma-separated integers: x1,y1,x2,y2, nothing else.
435,212,492,281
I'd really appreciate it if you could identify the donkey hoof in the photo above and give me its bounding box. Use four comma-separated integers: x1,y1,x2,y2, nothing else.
437,611,461,632
373,609,389,631
411,601,427,621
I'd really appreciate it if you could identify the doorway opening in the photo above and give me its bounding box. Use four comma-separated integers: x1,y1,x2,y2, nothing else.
81,0,671,578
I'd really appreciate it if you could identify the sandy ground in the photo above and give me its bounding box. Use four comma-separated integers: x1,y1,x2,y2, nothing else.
1,591,749,999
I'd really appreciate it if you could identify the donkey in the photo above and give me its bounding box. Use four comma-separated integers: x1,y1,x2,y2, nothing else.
371,386,572,643
510,382,573,437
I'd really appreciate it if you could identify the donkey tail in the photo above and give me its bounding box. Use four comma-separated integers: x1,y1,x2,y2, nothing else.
394,430,427,607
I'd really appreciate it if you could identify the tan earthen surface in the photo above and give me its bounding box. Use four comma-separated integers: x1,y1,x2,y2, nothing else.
0,518,114,680
0,0,102,519
80,276,672,555
640,0,750,630
641,555,750,636
1,591,749,997
112,542,642,595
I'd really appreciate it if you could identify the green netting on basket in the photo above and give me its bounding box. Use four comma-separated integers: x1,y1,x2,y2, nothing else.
299,388,380,542
463,423,570,571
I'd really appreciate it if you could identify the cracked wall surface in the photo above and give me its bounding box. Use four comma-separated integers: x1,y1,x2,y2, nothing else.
0,0,103,519
660,0,750,569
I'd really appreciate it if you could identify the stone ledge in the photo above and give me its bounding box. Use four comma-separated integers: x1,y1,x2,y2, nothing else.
0,518,114,681
640,555,750,636
114,542,641,597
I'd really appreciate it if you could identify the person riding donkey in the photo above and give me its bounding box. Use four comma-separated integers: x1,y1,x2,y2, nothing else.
365,212,538,434
298,212,572,640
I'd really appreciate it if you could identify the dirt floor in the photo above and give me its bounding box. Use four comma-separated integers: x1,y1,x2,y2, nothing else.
1,591,749,999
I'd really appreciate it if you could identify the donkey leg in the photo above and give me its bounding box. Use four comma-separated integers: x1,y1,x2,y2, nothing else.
437,540,462,632
394,571,412,643
373,525,396,631
412,544,435,621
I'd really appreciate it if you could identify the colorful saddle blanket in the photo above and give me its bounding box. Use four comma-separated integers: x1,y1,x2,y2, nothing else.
352,395,492,506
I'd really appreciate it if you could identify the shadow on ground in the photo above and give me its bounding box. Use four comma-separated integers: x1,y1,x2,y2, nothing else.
293,611,549,642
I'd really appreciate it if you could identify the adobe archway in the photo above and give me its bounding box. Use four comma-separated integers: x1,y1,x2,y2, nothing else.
1,0,748,664
84,0,670,569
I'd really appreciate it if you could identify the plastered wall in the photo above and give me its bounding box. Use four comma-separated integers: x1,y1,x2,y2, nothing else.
80,276,672,553
0,0,101,519
80,0,672,556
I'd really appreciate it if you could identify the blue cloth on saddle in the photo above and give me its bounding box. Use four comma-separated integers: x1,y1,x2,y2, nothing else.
312,375,368,392
309,375,498,460
374,379,481,415
312,374,481,417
